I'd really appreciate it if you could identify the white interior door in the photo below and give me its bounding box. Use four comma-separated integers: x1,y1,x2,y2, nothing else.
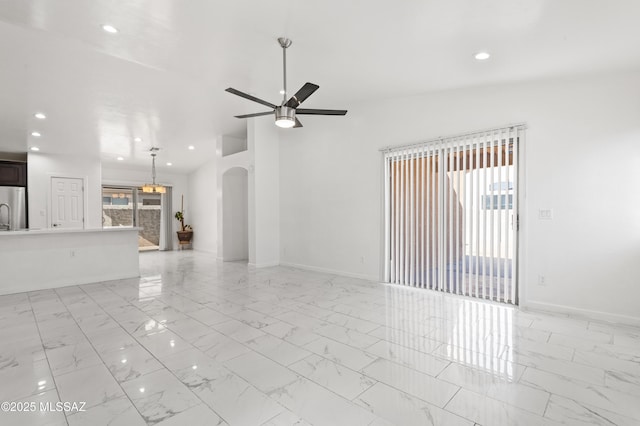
51,177,84,229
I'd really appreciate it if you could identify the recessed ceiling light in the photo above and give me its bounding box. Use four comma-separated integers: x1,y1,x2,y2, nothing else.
30,146,40,151
117,156,124,161
166,162,172,166
102,24,118,34
31,131,41,137
34,112,46,119
188,145,195,150
279,90,285,95
134,137,142,142
475,52,491,60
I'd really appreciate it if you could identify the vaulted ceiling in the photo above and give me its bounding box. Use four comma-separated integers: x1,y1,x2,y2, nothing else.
1,0,639,173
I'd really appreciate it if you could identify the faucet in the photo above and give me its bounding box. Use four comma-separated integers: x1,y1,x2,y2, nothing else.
0,203,10,231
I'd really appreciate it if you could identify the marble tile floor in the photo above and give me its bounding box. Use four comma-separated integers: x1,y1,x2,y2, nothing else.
0,250,639,425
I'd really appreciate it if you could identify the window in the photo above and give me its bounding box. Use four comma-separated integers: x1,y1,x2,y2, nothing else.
483,194,513,210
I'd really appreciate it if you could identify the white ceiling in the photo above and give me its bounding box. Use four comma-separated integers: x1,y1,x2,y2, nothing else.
1,0,639,173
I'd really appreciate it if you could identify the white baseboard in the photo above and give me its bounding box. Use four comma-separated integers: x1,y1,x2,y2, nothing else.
220,256,248,262
521,300,640,327
190,248,217,255
248,261,280,268
279,262,379,282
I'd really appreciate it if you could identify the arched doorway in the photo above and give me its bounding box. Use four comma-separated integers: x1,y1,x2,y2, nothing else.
222,167,249,262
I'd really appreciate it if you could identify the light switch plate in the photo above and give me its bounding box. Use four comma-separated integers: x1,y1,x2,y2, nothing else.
538,209,553,220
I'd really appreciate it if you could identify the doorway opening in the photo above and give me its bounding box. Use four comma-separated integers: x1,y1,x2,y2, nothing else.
222,167,249,262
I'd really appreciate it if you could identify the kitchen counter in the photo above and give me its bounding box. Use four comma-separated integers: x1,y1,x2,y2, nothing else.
0,227,141,295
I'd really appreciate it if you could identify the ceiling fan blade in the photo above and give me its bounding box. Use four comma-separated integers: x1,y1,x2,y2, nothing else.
294,118,303,128
226,88,277,109
285,83,319,108
296,108,348,116
234,111,274,119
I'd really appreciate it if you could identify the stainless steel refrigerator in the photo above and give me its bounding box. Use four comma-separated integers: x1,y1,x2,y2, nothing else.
0,186,26,231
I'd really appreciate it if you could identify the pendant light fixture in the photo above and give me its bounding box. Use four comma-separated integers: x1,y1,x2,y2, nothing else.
141,147,166,193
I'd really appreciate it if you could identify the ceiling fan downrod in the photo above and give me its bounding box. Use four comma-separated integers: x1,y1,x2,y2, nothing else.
278,37,292,105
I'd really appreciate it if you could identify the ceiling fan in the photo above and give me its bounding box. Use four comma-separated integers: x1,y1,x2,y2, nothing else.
225,37,347,128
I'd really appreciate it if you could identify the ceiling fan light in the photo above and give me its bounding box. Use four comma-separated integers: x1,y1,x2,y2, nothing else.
275,106,295,128
275,118,295,128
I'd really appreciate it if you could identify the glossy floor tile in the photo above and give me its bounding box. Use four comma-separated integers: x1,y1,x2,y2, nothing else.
0,250,639,425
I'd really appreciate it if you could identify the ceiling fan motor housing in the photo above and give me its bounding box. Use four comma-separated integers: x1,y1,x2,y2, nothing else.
275,106,296,127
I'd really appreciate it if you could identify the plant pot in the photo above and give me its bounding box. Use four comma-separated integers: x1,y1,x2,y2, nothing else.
176,230,193,244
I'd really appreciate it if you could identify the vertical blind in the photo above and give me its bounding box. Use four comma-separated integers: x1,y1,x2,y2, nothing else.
382,125,523,304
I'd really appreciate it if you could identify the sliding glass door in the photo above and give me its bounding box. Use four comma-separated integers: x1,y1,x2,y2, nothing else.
102,186,163,251
383,126,522,304
102,187,135,227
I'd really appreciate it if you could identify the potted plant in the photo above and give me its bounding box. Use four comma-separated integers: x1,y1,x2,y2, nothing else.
175,195,193,245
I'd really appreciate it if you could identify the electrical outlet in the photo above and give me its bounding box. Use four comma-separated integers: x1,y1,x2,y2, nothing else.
538,274,546,286
70,250,76,258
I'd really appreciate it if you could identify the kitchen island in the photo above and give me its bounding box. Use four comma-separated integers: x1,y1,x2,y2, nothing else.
0,227,140,295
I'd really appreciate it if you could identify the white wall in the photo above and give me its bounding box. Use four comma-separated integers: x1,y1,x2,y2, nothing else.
28,152,102,229
222,135,248,157
248,119,280,267
222,168,249,261
187,159,218,253
278,70,640,324
102,166,189,249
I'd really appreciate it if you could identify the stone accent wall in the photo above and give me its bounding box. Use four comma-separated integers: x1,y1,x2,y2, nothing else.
103,208,133,227
138,210,160,244
103,208,160,245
